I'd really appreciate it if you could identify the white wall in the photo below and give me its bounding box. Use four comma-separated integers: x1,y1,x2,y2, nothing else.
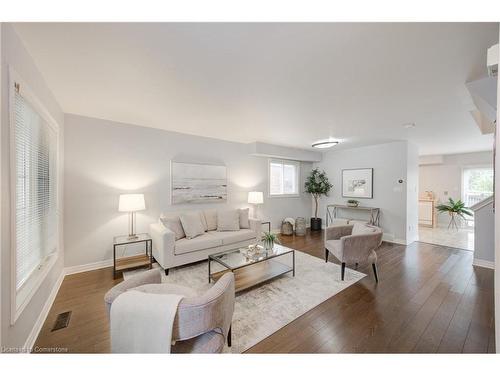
419,151,493,225
314,141,418,244
63,114,313,268
1,24,65,349
473,200,494,264
494,34,500,354
419,152,493,197
406,142,419,243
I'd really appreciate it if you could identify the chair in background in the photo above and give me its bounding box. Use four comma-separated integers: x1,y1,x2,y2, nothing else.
324,222,383,282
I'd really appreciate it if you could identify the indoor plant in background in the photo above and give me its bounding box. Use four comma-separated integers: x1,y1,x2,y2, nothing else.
436,198,473,230
305,168,333,231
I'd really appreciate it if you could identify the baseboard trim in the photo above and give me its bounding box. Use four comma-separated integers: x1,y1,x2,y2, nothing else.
472,258,495,269
24,270,65,351
384,238,410,245
64,259,113,275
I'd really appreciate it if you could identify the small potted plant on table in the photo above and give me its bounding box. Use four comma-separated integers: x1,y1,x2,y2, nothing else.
347,199,359,207
262,232,281,251
305,168,333,231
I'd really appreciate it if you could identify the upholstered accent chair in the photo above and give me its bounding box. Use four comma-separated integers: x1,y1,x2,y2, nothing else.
324,223,383,282
104,269,235,353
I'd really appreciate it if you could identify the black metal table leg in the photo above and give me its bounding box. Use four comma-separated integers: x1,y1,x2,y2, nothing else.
208,258,211,283
292,250,295,277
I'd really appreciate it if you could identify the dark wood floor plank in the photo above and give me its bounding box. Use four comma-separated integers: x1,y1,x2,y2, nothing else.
34,229,495,353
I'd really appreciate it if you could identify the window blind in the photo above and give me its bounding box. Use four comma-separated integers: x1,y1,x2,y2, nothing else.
14,89,58,291
269,159,299,196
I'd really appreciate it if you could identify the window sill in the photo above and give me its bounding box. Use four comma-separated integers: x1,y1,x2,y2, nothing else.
11,251,59,325
268,194,301,198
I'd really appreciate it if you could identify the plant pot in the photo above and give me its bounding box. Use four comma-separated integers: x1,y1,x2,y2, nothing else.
347,202,359,207
264,240,274,251
310,217,322,231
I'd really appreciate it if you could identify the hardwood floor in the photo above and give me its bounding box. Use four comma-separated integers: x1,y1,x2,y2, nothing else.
34,230,495,353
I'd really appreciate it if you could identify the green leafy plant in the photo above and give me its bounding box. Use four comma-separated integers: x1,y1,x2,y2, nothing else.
261,231,281,249
305,168,333,219
436,198,473,230
347,199,359,205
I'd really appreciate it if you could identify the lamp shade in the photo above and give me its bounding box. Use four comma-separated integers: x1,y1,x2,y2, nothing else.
118,194,146,212
248,191,264,205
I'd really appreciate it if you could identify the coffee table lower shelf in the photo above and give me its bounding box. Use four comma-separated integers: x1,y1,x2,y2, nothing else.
210,259,293,293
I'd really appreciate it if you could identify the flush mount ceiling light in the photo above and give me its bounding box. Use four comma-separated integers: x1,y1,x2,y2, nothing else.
312,140,339,149
402,122,416,129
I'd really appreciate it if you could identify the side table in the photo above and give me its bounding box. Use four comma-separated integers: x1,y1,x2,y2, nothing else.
113,233,153,279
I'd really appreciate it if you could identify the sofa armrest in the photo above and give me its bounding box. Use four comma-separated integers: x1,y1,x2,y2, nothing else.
104,269,162,315
324,224,353,241
150,222,176,269
249,218,262,239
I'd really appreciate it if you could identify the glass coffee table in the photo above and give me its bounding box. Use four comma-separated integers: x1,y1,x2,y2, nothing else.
208,244,295,293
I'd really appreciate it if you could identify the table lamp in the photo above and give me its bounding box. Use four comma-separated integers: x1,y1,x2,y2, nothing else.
248,191,264,219
119,193,145,239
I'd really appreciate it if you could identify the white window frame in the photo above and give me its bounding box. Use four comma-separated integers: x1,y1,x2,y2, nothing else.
461,164,494,207
268,158,300,198
9,67,61,324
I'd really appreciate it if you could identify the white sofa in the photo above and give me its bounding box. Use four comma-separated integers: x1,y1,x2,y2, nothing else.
150,210,261,274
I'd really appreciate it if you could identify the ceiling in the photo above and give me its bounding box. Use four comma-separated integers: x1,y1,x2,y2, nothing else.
13,22,499,155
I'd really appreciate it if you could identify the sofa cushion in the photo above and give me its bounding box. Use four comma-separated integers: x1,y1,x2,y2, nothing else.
217,209,240,231
203,209,217,231
239,208,250,229
211,229,256,245
180,212,206,239
352,222,377,235
131,283,198,298
175,233,222,255
159,216,185,240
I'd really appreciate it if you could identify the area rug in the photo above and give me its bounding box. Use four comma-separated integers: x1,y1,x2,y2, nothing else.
124,251,365,353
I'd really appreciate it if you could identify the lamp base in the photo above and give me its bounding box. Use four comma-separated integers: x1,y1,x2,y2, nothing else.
127,234,139,240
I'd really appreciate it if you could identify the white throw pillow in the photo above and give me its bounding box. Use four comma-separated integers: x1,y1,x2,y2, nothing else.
159,215,185,240
239,208,250,229
217,209,240,231
204,209,218,231
179,212,206,239
199,211,208,232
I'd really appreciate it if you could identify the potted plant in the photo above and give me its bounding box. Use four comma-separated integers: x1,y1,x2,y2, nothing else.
261,231,281,251
305,168,333,231
436,198,473,230
347,199,359,207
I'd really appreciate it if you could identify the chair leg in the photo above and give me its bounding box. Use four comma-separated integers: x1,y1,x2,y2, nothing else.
325,248,329,263
228,325,232,347
165,268,169,276
355,262,359,270
372,263,379,283
341,262,346,281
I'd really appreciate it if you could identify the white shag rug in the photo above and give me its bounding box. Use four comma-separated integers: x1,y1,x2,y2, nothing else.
124,251,365,353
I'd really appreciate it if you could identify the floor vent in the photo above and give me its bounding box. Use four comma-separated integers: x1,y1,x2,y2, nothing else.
51,311,72,332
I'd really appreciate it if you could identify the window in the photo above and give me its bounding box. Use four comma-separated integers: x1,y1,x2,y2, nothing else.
462,167,493,207
269,159,300,196
10,71,59,321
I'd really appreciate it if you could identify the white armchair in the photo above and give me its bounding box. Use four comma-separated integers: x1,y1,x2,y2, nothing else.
324,222,383,282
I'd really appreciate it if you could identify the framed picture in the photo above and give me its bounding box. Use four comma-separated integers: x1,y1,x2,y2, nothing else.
171,161,227,204
342,168,373,198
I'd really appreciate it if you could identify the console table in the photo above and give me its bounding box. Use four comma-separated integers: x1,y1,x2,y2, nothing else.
326,204,380,227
